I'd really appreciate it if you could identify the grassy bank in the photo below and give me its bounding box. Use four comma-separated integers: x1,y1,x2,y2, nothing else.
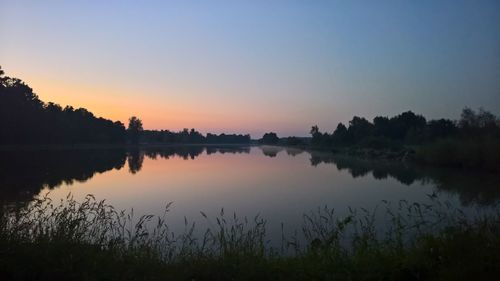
1,195,499,281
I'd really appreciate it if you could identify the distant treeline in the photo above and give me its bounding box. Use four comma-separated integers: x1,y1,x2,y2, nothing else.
310,109,500,148
0,67,250,145
308,109,500,171
142,129,250,145
258,109,500,171
259,132,307,146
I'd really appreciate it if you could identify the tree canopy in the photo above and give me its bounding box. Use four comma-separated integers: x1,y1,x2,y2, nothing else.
311,109,500,148
0,67,252,145
0,66,126,144
127,116,144,144
259,132,280,145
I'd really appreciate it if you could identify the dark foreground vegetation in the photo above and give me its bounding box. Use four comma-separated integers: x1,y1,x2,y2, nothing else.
1,195,499,281
0,66,250,145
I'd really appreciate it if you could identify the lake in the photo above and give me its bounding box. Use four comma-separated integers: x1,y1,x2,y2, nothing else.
1,145,499,243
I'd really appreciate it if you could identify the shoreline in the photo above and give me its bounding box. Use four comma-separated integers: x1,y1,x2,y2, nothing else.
0,143,257,151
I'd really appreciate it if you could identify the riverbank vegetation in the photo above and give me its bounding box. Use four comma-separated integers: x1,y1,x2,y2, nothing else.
1,195,499,281
307,108,500,172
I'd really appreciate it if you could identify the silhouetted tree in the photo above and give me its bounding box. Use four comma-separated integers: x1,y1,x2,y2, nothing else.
389,111,426,140
459,107,499,136
259,132,280,145
348,116,374,143
310,125,322,145
332,123,349,145
127,116,143,144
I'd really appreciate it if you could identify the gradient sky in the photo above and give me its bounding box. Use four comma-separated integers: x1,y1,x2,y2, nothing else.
1,0,499,137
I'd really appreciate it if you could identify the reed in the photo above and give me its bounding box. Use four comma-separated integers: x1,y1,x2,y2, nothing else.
1,194,499,280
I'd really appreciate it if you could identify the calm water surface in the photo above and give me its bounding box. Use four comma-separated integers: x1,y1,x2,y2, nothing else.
1,145,499,240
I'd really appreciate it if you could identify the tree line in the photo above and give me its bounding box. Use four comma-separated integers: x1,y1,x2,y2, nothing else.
0,66,250,145
256,108,500,171
141,129,250,145
0,67,126,144
310,109,500,149
306,109,500,172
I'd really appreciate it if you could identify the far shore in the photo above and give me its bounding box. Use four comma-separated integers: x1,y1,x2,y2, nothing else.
0,143,258,151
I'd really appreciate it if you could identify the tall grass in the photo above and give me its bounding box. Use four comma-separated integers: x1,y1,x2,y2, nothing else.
1,194,499,280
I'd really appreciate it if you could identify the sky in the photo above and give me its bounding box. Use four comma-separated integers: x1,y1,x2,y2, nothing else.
1,0,499,137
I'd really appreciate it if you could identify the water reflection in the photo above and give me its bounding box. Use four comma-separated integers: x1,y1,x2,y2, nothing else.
128,149,144,174
260,146,283,158
0,148,127,203
0,146,251,204
0,146,499,207
206,146,250,155
306,150,500,206
255,146,500,206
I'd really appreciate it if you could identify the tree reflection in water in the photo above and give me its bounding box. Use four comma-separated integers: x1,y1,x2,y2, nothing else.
0,146,250,205
0,146,498,208
307,151,500,206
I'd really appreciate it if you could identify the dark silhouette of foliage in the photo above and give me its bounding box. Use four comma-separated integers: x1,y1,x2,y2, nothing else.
426,119,458,140
310,125,321,146
390,111,427,141
311,109,498,148
459,107,500,136
127,116,144,144
285,136,305,146
348,116,374,143
373,116,391,137
0,66,126,144
309,108,500,171
205,133,251,144
259,132,280,145
332,123,349,145
0,67,252,145
140,130,250,144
